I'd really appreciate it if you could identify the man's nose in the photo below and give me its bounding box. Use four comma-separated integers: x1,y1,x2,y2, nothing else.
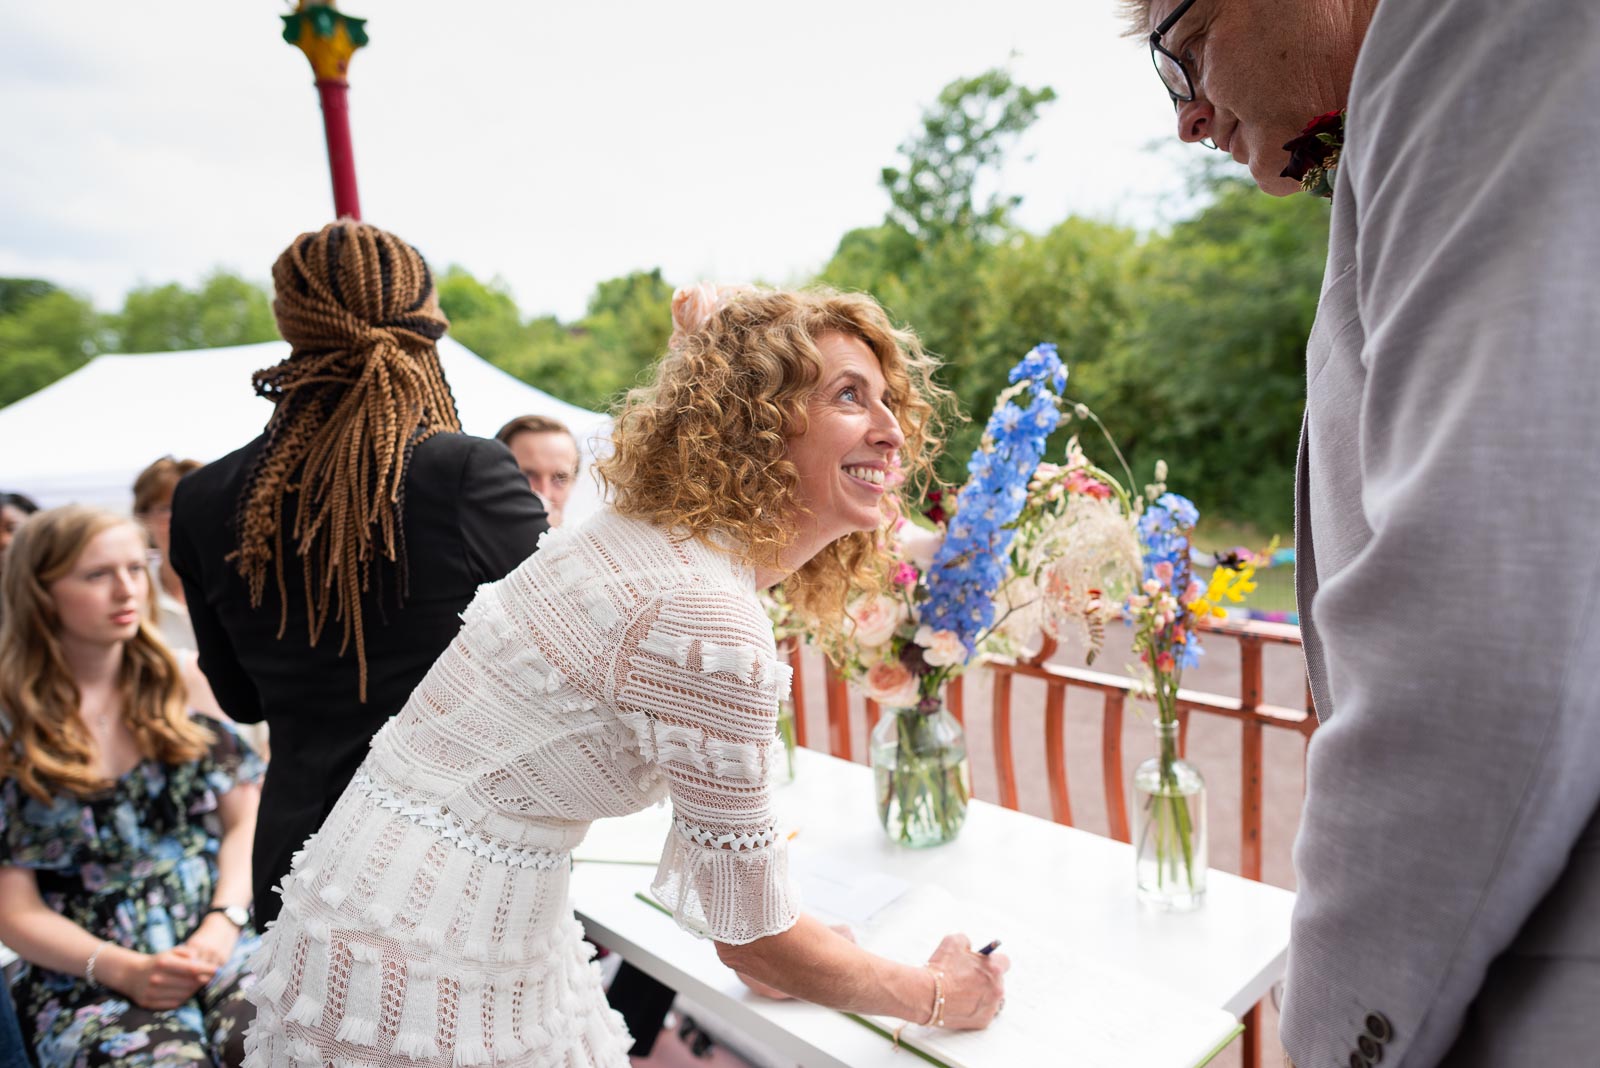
1176,98,1214,145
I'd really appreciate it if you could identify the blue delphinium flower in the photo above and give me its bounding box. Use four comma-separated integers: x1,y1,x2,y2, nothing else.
1138,492,1198,590
1008,342,1069,393
922,345,1067,657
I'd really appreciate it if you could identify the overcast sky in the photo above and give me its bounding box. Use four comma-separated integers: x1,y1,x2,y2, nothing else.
1,1,1202,323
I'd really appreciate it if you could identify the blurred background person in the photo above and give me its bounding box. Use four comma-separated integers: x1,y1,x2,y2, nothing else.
168,219,547,928
0,505,263,1067
131,457,203,653
0,491,40,591
495,413,581,527
130,457,269,761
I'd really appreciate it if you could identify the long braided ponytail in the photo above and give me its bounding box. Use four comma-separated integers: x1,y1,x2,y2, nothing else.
233,220,461,700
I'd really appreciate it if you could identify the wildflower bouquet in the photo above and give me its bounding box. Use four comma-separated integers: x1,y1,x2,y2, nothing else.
1123,475,1260,908
819,344,1074,845
802,340,1263,862
821,343,1075,711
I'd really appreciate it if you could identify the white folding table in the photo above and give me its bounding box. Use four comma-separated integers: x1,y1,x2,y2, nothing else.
571,747,1293,1068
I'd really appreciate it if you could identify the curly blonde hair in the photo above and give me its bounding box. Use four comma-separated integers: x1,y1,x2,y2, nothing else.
0,506,210,804
598,287,948,643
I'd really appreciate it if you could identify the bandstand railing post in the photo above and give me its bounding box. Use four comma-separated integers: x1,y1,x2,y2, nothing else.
823,658,852,761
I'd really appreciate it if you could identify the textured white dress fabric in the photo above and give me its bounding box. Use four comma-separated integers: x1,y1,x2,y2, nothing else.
243,510,801,1067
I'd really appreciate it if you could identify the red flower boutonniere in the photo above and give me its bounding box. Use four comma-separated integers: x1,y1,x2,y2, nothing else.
1281,109,1344,199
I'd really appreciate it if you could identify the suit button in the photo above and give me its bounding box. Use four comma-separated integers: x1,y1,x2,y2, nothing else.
1349,1053,1369,1068
1358,1034,1382,1061
1364,1013,1394,1043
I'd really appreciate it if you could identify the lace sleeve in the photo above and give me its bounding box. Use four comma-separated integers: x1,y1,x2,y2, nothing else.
614,585,800,945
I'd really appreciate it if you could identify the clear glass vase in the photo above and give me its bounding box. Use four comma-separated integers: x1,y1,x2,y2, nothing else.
869,704,971,848
774,699,798,785
1133,718,1207,910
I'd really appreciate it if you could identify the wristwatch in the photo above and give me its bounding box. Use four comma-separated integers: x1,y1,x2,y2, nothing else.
205,904,251,929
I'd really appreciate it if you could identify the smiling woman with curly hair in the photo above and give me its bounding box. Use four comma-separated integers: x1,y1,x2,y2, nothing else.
599,284,945,643
241,284,1011,1066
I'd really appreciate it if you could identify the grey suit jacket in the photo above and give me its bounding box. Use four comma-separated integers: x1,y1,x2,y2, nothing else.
1281,0,1600,1065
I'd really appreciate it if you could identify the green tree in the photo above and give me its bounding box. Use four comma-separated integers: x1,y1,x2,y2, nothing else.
821,68,1059,486
574,269,674,405
113,270,276,353
437,266,529,362
1110,175,1330,527
437,265,675,414
0,279,62,317
0,281,105,407
881,69,1057,244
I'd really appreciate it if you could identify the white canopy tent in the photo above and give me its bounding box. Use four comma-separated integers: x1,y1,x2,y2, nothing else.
0,338,612,524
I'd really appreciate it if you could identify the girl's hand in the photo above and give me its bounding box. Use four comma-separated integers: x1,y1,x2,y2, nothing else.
105,948,215,1010
178,913,241,970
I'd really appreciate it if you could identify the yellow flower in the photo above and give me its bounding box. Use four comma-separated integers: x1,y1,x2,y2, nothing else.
1190,565,1256,619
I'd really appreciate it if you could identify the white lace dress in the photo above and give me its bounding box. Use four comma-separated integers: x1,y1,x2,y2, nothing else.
243,510,801,1067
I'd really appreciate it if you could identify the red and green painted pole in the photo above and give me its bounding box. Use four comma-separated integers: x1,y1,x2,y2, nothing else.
283,2,368,220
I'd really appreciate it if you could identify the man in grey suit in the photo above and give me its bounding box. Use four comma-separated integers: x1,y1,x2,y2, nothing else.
1121,0,1600,1064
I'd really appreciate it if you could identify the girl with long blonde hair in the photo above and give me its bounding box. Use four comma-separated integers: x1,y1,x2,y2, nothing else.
0,505,264,1067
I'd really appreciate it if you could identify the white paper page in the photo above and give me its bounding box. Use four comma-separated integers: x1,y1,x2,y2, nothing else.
572,804,675,866
793,853,911,928
857,886,1239,1068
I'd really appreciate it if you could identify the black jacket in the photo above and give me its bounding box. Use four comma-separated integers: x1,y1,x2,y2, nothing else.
169,431,547,924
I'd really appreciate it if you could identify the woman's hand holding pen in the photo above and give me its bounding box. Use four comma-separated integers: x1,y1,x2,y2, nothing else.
927,933,1010,1029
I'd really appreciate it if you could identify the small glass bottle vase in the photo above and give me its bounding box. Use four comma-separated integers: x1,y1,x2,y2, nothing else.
1133,719,1208,910
869,704,972,848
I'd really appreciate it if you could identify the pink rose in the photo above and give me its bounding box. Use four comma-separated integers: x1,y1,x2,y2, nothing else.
1066,470,1113,500
914,625,967,668
1153,560,1174,586
847,594,904,648
864,660,920,707
892,562,920,588
896,522,944,570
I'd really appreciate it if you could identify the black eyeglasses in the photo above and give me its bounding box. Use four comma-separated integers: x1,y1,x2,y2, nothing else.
1149,0,1217,150
1149,0,1201,103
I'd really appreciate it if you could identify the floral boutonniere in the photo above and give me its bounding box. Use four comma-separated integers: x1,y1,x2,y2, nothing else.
1281,109,1344,198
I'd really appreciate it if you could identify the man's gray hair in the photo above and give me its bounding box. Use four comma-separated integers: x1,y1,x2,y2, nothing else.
1117,0,1155,38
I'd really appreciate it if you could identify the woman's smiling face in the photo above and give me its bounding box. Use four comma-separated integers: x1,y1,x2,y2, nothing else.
785,331,907,544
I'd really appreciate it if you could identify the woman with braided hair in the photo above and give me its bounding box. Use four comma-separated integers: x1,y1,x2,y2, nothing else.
167,220,547,930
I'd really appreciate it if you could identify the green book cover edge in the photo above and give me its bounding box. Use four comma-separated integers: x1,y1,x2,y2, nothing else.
1195,1021,1247,1068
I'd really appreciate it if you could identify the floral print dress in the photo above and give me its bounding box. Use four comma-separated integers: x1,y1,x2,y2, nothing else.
1,716,265,1067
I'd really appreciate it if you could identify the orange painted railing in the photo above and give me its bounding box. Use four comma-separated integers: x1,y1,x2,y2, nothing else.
778,617,1317,1068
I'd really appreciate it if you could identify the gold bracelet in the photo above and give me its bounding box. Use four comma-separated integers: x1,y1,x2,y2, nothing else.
926,966,946,1028
891,965,946,1050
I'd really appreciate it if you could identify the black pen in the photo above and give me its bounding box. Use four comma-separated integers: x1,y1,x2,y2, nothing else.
978,939,1001,955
